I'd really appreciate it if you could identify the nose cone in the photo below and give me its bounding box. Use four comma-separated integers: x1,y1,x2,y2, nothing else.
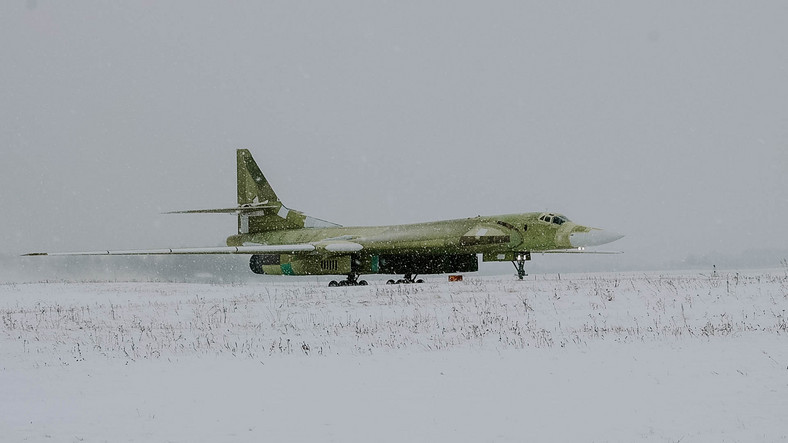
569,229,625,248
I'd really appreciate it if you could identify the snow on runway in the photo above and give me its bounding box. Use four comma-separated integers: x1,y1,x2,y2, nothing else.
2,271,787,442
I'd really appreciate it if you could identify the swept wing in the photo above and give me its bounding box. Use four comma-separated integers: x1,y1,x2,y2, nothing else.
23,241,363,257
538,249,623,254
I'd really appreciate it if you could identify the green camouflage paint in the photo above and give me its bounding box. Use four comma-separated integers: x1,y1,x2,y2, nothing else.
280,263,295,276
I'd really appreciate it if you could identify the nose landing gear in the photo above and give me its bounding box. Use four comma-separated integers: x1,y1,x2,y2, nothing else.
512,252,531,280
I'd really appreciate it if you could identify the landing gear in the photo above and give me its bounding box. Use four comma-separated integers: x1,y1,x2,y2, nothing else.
512,252,531,280
386,274,424,285
329,274,368,287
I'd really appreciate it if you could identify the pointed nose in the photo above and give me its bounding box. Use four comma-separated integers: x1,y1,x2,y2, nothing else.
569,229,625,248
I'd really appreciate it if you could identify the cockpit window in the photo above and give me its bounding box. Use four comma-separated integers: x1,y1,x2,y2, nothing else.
539,213,570,226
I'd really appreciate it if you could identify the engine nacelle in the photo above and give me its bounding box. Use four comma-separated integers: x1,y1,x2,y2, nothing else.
376,253,478,275
250,253,478,276
250,254,279,274
250,254,353,275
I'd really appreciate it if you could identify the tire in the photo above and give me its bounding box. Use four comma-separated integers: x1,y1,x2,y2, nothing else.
416,279,424,284
359,280,368,286
328,280,338,287
386,279,395,285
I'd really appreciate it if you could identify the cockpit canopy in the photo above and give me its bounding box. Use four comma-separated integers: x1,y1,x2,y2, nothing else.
538,213,570,226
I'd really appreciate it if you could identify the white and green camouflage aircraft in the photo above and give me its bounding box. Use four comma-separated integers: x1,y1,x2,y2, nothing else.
26,149,623,285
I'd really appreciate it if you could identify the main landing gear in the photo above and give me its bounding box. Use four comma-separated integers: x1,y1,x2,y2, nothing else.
386,274,424,285
329,274,368,287
512,252,531,280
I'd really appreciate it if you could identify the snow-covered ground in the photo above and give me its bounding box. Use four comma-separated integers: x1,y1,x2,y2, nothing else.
2,270,787,442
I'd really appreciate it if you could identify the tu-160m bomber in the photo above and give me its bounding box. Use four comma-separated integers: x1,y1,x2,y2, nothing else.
26,149,623,285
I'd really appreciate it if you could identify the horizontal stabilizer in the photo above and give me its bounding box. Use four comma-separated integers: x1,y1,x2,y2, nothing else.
165,205,278,214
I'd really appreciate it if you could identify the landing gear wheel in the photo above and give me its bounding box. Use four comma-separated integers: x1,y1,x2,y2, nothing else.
328,273,368,287
389,274,422,284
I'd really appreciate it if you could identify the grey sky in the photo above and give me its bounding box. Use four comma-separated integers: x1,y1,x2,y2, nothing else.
2,1,787,272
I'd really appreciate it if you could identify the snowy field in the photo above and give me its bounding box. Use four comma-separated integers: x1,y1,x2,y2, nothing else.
2,270,787,442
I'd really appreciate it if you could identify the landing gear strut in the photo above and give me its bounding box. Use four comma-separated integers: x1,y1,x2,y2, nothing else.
386,274,424,285
329,274,368,287
512,252,531,280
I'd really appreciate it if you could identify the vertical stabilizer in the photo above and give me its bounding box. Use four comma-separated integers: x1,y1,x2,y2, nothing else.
237,149,280,205
234,149,341,234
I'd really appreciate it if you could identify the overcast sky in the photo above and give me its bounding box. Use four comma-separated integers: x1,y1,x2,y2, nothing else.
2,1,787,272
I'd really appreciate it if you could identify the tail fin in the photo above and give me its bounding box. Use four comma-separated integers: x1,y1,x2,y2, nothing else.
237,149,280,205
235,149,340,234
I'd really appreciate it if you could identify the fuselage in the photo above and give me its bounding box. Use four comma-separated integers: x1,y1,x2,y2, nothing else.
229,212,577,252
226,212,621,276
